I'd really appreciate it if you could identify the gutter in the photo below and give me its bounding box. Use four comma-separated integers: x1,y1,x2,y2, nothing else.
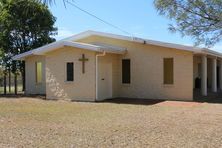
95,50,106,101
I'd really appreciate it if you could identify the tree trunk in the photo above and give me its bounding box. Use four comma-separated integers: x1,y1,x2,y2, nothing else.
9,69,11,93
4,73,6,95
14,73,17,95
22,61,26,92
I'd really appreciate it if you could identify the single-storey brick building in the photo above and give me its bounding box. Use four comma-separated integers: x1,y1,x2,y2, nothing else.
13,31,222,101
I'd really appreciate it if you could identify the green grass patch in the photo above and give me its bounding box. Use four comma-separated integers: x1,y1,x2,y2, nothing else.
0,85,23,94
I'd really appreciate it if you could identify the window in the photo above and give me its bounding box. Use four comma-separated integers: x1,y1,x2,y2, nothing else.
122,59,130,84
163,58,174,84
36,62,42,84
66,62,74,81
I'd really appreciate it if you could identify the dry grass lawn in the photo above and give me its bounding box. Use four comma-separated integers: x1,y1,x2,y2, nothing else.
0,97,222,147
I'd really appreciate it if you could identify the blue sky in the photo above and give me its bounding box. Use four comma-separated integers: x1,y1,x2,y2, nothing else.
49,0,222,51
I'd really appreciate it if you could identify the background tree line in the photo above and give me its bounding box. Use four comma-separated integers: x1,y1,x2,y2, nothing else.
0,0,57,94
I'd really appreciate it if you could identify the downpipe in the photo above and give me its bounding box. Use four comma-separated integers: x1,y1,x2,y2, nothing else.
95,51,106,101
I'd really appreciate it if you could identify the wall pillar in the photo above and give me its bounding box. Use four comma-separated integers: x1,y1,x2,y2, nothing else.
212,58,217,92
201,55,207,96
220,60,222,90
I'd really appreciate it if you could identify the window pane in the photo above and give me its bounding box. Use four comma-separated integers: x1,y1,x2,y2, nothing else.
67,63,74,81
122,59,130,84
164,58,174,84
36,62,42,83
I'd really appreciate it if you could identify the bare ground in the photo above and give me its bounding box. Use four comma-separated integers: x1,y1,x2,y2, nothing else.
0,97,222,148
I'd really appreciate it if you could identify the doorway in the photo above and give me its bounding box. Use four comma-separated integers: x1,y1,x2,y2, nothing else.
97,59,112,101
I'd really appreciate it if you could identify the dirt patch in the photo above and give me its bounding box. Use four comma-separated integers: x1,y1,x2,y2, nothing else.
157,101,202,107
0,97,222,147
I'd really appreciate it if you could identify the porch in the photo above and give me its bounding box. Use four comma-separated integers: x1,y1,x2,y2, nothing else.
193,54,222,100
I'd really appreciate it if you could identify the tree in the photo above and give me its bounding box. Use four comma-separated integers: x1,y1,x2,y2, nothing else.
40,0,75,6
40,0,68,5
41,0,56,5
154,0,222,47
0,0,57,92
0,66,3,87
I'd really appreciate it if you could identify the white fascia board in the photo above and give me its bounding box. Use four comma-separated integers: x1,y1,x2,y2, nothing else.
34,41,101,55
67,30,144,43
13,30,222,60
12,50,34,60
66,30,222,57
12,40,102,60
64,41,101,52
143,39,204,53
67,30,206,53
92,42,127,54
66,31,222,57
34,41,64,55
12,41,65,60
100,48,126,54
202,48,222,58
63,31,93,41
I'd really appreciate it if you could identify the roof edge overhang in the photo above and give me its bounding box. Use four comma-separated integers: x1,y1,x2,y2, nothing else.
66,30,222,55
12,30,222,60
12,41,101,60
12,40,126,60
193,49,222,59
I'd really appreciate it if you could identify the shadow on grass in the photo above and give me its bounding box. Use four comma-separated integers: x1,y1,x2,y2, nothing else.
1,94,222,105
193,89,222,104
101,97,222,106
98,98,165,106
0,94,46,100
193,98,222,104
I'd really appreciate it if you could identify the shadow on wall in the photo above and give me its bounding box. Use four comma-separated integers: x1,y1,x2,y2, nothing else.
46,68,69,100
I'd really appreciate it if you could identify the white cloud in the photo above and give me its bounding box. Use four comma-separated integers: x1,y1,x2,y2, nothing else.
55,27,74,40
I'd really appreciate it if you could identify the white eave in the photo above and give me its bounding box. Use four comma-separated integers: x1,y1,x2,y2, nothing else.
200,48,222,58
13,30,222,60
92,42,127,54
12,40,126,60
66,30,222,58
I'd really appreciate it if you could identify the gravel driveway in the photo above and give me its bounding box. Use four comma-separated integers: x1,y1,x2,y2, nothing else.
0,97,222,148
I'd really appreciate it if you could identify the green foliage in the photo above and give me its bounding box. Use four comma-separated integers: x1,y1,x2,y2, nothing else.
0,66,3,77
39,0,72,5
0,0,57,73
40,0,56,5
154,0,222,47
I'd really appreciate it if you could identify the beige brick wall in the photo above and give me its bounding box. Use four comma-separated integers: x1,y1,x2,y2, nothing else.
24,35,195,101
25,55,46,95
45,47,96,101
78,36,194,100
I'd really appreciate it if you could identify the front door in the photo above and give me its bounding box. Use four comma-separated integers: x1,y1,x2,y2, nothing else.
97,60,112,101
